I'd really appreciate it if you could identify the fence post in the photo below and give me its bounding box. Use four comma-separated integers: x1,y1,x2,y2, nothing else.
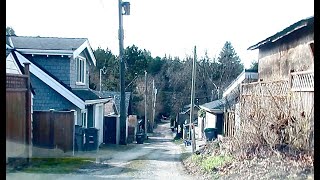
24,63,32,162
71,110,76,156
49,109,55,150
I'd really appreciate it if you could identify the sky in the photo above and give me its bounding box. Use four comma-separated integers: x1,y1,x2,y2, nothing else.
6,0,314,68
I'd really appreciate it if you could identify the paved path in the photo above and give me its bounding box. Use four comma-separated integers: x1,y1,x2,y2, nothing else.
7,122,195,180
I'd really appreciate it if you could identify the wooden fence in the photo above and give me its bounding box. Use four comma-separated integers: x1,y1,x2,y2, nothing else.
224,111,235,137
237,70,314,150
6,63,32,165
32,110,75,157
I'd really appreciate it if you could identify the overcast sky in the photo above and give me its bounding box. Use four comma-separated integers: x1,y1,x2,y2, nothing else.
6,0,314,67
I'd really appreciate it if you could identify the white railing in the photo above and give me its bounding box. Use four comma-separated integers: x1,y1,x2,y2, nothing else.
290,70,314,92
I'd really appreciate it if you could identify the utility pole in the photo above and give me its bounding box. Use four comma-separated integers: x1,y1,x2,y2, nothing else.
151,79,157,132
189,46,197,153
118,0,130,145
144,71,148,136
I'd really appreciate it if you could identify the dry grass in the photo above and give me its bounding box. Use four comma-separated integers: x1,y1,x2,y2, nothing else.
225,91,314,163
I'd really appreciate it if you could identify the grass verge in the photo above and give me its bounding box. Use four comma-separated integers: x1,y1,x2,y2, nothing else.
191,154,233,173
21,157,95,174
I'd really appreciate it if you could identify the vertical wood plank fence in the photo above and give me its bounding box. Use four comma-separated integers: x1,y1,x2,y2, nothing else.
6,63,32,165
32,110,75,157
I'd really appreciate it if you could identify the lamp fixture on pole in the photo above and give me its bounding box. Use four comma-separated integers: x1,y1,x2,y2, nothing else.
99,66,107,92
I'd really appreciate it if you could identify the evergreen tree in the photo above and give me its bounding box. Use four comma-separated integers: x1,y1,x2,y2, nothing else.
217,41,244,89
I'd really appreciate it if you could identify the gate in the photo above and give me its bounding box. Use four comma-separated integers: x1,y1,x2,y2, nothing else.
104,116,117,144
33,110,75,157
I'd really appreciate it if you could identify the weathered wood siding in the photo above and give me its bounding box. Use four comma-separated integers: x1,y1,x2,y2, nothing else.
258,27,314,82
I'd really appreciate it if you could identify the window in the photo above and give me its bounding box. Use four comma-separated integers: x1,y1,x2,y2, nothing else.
81,110,87,128
76,56,86,84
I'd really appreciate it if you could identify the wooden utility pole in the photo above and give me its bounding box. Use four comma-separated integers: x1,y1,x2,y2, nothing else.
189,46,197,153
151,79,157,132
144,71,148,136
118,0,127,145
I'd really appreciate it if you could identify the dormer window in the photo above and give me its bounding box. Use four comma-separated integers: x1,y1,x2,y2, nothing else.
76,56,86,85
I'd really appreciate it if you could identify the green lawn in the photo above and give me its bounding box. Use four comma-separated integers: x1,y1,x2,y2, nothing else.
22,157,95,174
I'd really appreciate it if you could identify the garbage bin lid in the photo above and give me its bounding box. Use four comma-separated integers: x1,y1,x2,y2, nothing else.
204,128,217,132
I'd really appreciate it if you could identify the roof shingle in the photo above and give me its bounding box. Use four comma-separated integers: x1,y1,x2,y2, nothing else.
10,36,87,51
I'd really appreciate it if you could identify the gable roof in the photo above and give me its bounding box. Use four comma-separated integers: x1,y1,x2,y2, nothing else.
222,69,258,97
200,99,225,113
14,50,86,109
8,36,97,66
94,91,131,115
10,36,86,50
248,16,314,50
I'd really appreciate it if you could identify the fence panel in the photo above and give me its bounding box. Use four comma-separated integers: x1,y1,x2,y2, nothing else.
6,71,31,165
33,110,74,157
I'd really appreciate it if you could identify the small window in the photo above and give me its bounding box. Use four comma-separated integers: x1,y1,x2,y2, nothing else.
81,110,87,128
76,56,86,84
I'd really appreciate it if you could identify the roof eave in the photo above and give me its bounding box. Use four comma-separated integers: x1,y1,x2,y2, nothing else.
85,98,112,105
247,17,312,50
16,49,73,56
73,40,96,66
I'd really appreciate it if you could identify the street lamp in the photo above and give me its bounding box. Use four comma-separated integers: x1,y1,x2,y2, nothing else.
125,73,138,90
99,66,107,92
118,0,130,145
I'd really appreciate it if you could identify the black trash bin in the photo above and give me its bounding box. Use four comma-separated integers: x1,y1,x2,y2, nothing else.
204,128,217,141
74,125,85,152
84,128,99,151
136,133,144,144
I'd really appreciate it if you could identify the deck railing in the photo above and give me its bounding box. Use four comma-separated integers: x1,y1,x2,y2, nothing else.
241,80,289,97
290,70,314,92
241,70,314,96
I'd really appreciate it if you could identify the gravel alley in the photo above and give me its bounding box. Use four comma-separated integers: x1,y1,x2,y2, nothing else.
7,122,195,180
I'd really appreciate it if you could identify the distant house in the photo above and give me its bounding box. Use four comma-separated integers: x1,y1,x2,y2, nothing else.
199,99,225,139
176,104,200,138
95,91,132,144
8,36,111,147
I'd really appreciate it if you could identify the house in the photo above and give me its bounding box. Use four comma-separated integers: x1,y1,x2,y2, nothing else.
247,16,314,82
243,16,314,149
176,104,200,138
95,91,132,144
8,35,111,147
198,99,225,139
222,69,258,137
6,43,35,163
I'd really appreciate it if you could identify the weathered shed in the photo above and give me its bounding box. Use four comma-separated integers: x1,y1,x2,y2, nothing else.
248,16,314,82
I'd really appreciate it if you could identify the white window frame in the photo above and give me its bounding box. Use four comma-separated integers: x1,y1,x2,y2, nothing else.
76,56,86,85
81,109,88,128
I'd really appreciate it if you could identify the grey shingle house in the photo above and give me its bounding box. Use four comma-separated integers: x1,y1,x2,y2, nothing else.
94,91,132,144
8,36,111,146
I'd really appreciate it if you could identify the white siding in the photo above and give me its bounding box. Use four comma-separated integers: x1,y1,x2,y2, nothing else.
94,104,104,146
205,112,217,128
6,53,22,74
